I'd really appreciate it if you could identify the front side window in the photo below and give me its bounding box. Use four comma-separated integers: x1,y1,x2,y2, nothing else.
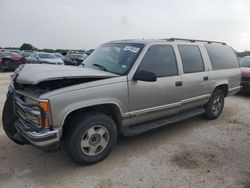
178,45,204,73
137,45,178,77
83,43,144,75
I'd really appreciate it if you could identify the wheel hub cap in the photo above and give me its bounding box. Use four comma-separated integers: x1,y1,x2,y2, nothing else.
212,97,222,114
80,125,109,156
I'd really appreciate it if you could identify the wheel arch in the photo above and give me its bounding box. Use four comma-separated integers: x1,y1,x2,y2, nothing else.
212,83,229,97
61,103,123,138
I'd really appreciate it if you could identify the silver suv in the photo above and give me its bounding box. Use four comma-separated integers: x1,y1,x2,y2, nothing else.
3,38,241,165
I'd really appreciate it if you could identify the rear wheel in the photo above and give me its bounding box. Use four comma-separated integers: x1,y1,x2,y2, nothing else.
2,94,28,145
205,89,225,120
64,112,117,165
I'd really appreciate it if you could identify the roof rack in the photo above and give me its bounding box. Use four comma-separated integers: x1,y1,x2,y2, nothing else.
164,38,226,45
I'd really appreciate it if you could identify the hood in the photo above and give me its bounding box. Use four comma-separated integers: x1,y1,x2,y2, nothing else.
16,64,118,85
241,67,250,77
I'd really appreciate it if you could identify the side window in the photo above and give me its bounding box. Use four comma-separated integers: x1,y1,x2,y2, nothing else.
205,45,239,70
138,45,178,77
178,45,204,73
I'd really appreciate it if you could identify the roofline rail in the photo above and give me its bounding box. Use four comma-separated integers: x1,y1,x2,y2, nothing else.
163,38,227,45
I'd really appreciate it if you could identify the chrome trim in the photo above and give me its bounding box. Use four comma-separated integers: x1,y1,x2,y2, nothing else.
15,121,60,147
181,94,210,104
125,102,181,117
125,94,210,117
228,86,242,95
14,90,53,129
229,86,242,92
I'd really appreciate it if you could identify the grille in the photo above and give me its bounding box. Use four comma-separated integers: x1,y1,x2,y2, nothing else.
14,92,45,131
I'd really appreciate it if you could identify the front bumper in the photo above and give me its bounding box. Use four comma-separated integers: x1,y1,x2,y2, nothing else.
15,120,60,149
10,80,61,150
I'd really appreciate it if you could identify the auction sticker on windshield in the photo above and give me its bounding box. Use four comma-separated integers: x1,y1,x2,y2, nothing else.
124,46,140,53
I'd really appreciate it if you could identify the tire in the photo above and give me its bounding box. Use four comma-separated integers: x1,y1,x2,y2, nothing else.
205,89,225,120
2,94,28,145
64,112,117,165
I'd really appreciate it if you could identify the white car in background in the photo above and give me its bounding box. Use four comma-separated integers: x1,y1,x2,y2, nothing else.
26,52,64,65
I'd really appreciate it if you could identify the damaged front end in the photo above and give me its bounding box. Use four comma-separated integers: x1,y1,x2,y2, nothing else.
3,72,60,151
3,64,118,151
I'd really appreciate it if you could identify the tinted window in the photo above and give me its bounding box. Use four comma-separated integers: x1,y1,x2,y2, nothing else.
205,45,239,70
138,45,178,77
178,45,204,73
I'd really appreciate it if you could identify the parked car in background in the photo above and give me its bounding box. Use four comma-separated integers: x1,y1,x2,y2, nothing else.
63,52,88,66
239,56,250,92
0,52,26,72
20,51,32,58
8,49,22,54
26,52,64,65
2,38,241,165
0,49,21,54
85,49,94,55
54,53,64,59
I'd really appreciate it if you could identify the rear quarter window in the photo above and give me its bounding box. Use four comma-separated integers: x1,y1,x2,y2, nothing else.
205,45,239,70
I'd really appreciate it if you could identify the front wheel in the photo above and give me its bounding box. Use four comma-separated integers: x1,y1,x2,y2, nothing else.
205,89,225,120
64,112,117,165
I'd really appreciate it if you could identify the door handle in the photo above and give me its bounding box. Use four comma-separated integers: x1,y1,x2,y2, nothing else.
203,76,209,81
175,81,182,87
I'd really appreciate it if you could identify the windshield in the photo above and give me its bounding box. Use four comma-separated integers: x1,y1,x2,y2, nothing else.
83,43,144,75
240,56,250,67
39,53,57,59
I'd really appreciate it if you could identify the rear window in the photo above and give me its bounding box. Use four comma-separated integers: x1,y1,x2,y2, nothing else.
205,45,239,70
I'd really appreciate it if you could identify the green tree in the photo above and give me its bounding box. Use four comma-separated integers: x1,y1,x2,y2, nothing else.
20,43,33,51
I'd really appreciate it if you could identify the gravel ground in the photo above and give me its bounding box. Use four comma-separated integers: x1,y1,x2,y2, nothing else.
0,72,249,188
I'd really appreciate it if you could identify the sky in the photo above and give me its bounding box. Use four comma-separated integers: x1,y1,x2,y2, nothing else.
0,0,250,51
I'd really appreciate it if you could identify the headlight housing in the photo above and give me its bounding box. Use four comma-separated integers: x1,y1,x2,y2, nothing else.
23,96,51,128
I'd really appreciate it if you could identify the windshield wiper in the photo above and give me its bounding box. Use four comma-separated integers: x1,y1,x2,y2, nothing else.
92,63,108,71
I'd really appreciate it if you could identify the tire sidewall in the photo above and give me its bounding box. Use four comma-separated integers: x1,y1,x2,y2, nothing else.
2,94,26,145
206,90,225,119
66,113,117,165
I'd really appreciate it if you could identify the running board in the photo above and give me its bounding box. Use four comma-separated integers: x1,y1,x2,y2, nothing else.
121,108,206,136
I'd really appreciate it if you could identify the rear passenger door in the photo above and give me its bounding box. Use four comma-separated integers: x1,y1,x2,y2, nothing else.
128,45,182,124
177,45,210,111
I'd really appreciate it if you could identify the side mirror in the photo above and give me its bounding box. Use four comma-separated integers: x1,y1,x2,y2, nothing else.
133,70,157,82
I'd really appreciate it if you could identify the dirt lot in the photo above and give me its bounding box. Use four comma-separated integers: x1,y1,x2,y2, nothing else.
0,72,249,188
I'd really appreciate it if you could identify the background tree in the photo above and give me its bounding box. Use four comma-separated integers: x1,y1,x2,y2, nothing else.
20,43,33,51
